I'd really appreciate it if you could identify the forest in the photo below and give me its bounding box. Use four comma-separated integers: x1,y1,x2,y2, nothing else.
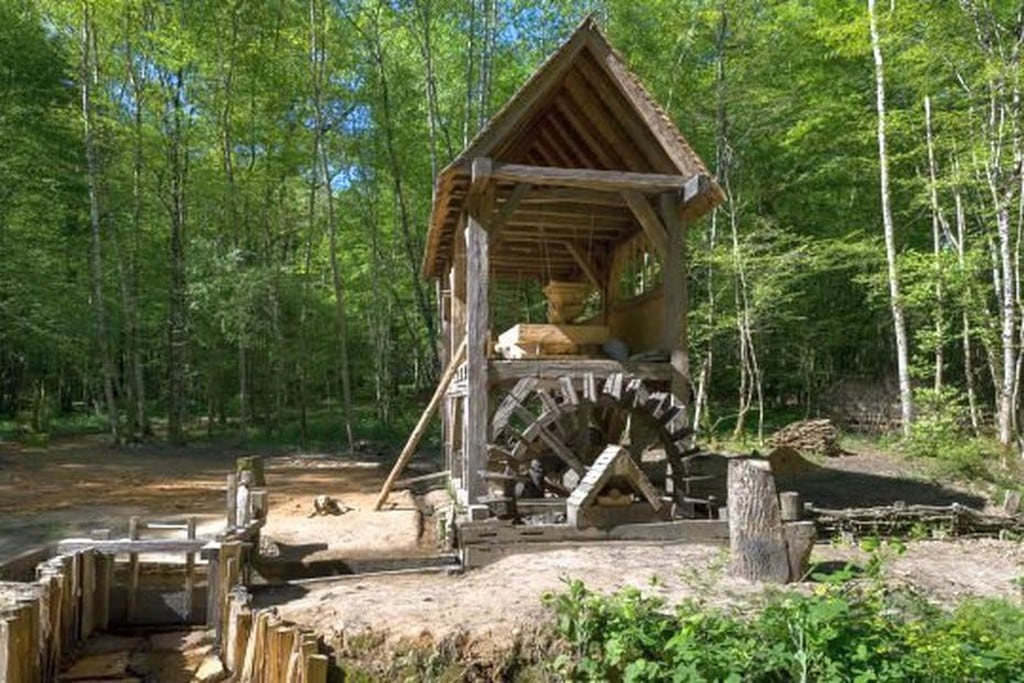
2,0,1022,455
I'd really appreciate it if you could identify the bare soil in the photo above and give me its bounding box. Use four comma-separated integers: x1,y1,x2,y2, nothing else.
2,434,1021,670
256,538,1024,663
0,436,425,565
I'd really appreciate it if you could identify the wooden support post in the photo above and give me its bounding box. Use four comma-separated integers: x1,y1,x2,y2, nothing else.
35,571,60,680
94,552,111,630
237,472,252,527
79,550,95,640
127,516,140,623
727,458,790,583
464,158,494,507
660,192,690,418
226,473,238,529
1,603,32,683
184,516,196,623
225,587,252,673
216,541,244,657
0,612,9,683
203,543,221,632
450,214,467,362
373,339,467,510
305,654,329,683
251,489,268,520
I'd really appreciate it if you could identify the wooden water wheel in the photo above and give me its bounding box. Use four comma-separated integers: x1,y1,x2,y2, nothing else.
487,372,713,513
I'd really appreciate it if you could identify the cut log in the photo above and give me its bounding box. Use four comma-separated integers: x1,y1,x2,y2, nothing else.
727,458,790,583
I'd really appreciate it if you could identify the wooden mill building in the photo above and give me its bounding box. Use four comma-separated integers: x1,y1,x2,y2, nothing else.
422,18,724,520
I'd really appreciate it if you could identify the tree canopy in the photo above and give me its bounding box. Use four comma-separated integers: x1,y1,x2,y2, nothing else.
2,0,1021,451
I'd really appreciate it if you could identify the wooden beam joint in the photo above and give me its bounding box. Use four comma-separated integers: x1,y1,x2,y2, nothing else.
622,190,668,259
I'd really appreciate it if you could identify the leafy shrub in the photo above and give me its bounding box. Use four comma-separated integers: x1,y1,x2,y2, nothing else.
903,387,989,478
544,572,1024,682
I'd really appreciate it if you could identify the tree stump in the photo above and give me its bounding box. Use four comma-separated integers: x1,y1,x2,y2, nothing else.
727,458,790,583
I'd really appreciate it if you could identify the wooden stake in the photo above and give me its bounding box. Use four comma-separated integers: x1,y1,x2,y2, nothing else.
184,516,196,623
226,473,238,529
305,653,329,683
373,338,467,510
127,516,140,623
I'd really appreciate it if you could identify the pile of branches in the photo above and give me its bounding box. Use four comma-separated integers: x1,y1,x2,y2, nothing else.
807,502,1024,539
768,418,843,457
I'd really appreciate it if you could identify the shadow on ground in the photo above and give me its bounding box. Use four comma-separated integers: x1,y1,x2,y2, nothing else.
777,467,986,508
697,452,987,510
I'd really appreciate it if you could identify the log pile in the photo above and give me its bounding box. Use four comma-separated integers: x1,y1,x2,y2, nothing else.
807,502,1024,539
768,419,843,457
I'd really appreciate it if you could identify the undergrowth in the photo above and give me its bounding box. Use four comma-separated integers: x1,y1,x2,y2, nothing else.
543,555,1024,682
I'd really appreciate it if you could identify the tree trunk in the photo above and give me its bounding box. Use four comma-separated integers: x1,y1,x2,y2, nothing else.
367,20,438,376
953,168,980,432
727,458,790,583
124,3,149,437
996,202,1015,445
869,0,913,435
309,0,355,450
411,0,454,179
924,95,946,392
81,2,120,444
166,66,189,446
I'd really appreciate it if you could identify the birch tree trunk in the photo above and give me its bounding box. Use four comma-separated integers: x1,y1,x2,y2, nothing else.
924,95,946,391
868,0,914,435
953,165,980,432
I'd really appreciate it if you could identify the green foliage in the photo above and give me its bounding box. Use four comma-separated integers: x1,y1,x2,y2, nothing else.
2,0,1023,451
545,573,1024,682
902,387,991,479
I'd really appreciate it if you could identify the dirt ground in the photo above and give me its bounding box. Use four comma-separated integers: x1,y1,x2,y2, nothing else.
0,436,430,565
2,434,1022,666
255,538,1024,658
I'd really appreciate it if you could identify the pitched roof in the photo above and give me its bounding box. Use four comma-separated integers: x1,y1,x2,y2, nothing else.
422,16,723,280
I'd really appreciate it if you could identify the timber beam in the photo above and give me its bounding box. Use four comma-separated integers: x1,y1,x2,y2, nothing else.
488,162,704,195
622,190,668,259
